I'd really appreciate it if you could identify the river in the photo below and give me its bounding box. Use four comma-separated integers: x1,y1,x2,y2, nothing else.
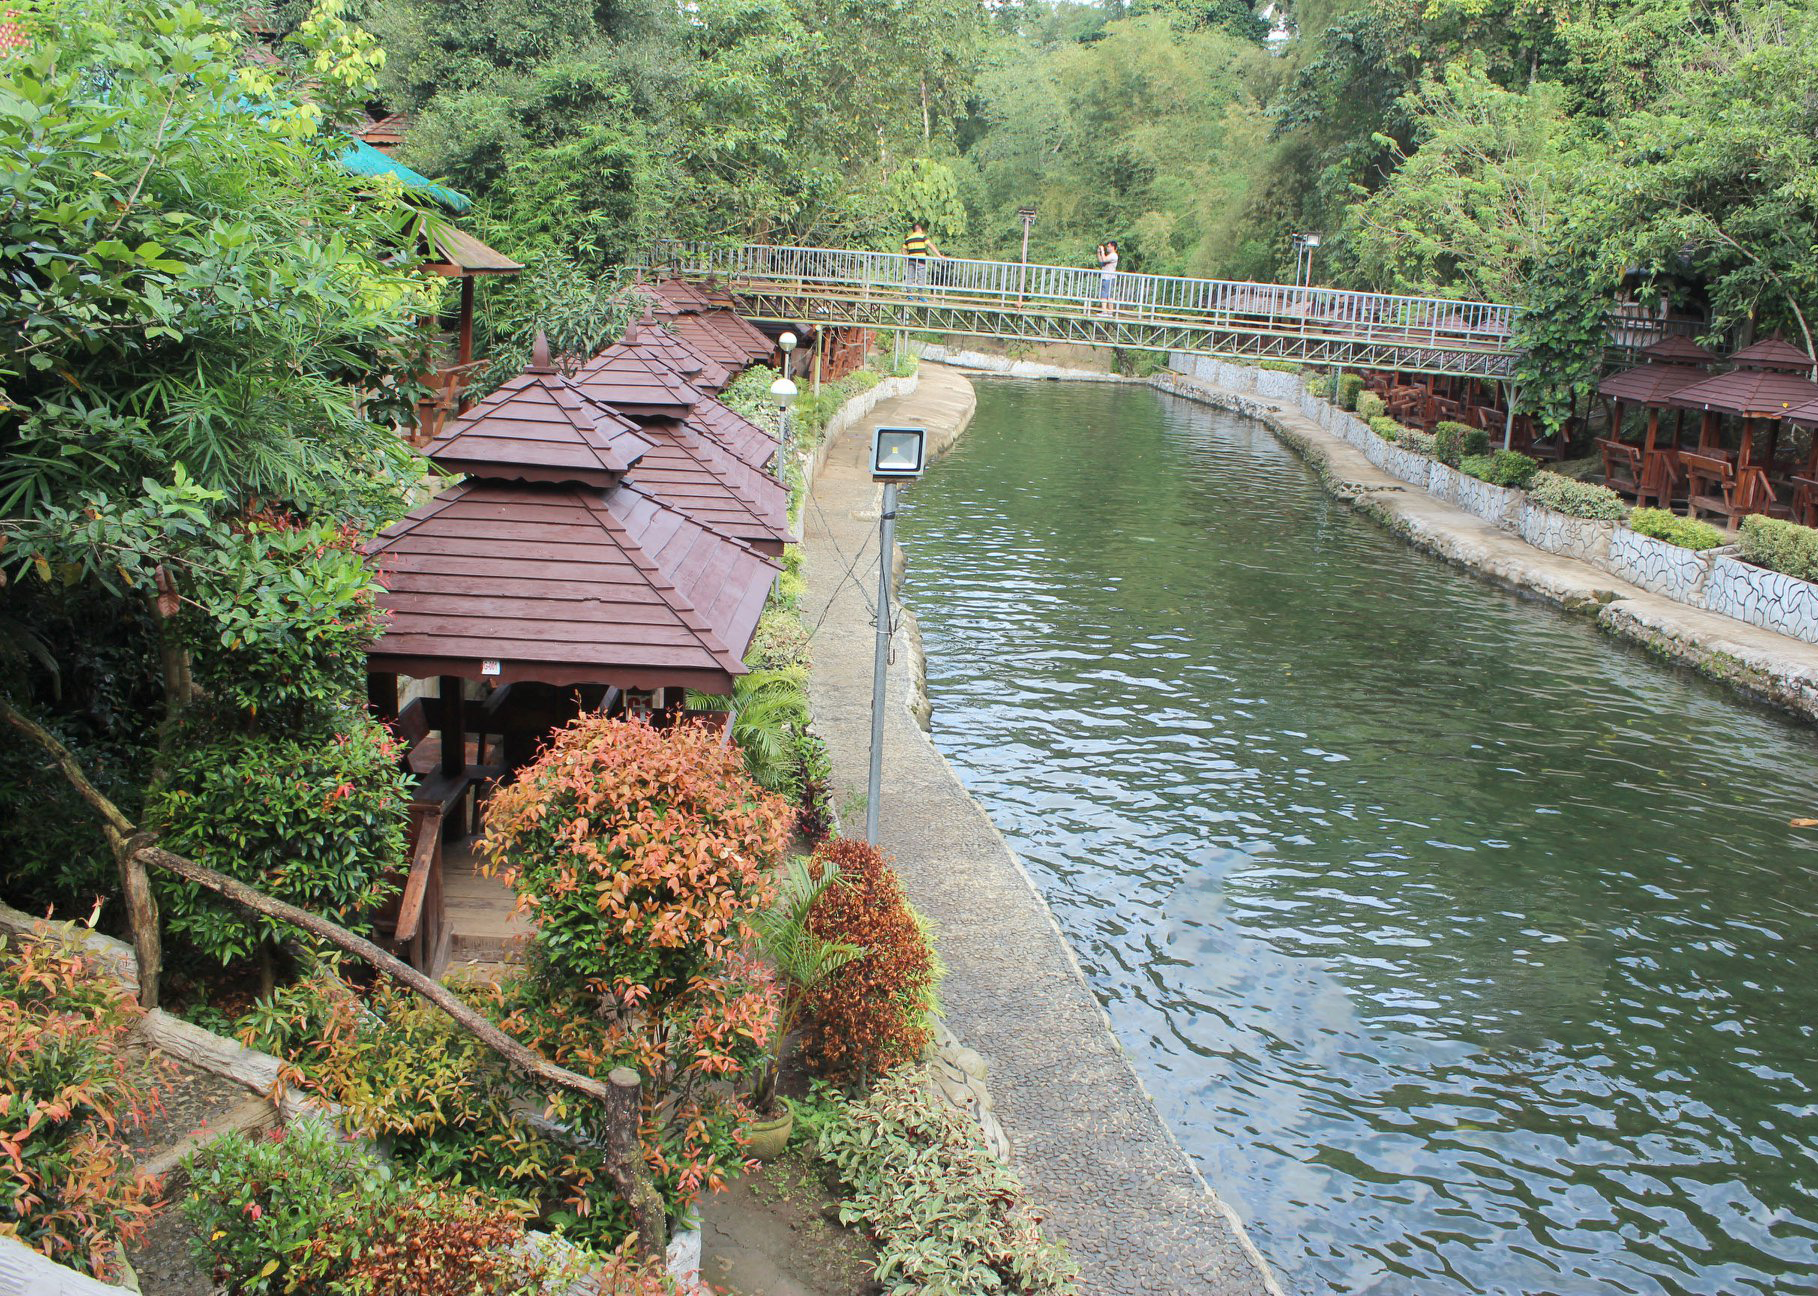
896,378,1818,1296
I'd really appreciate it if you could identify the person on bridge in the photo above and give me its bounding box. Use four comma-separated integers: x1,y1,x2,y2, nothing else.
904,220,941,299
1097,241,1120,309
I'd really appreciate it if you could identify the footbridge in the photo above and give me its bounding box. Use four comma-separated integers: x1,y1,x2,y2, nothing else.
645,240,1523,380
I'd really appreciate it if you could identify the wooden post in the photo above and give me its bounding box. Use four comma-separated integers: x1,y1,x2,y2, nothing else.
812,327,823,398
607,1068,667,1258
367,672,399,723
440,675,465,778
457,277,475,369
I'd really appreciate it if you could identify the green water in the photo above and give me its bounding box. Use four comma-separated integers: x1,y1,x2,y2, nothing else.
896,379,1818,1296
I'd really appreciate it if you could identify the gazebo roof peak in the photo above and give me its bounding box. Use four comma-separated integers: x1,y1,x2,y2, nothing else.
1641,335,1716,366
1728,336,1815,373
423,358,652,488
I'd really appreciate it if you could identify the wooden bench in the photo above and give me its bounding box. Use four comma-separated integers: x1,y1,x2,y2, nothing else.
1598,438,1644,499
1681,451,1740,526
392,697,503,836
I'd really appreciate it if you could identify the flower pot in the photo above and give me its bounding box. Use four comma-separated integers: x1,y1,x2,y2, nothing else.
745,1108,794,1160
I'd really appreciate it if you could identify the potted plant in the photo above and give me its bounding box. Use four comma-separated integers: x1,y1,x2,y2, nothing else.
745,856,864,1157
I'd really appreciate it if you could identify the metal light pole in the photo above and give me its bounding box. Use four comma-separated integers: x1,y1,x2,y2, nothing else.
770,331,798,481
1016,206,1037,304
865,477,897,846
864,426,928,846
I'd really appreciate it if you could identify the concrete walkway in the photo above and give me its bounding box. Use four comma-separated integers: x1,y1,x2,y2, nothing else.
800,363,1279,1296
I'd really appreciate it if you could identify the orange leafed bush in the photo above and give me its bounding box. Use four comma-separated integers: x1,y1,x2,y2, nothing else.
799,838,941,1083
481,716,792,1004
0,932,168,1280
481,716,791,1210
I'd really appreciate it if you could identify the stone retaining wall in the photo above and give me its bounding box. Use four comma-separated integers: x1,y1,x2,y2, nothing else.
1703,554,1818,645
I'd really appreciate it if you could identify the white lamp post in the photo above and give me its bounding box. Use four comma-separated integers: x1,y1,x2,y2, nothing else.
865,426,928,846
769,331,798,481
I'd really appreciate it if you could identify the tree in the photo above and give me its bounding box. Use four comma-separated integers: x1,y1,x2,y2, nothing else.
0,0,426,961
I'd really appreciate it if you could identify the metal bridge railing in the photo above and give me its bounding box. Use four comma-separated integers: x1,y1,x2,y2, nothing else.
646,241,1522,359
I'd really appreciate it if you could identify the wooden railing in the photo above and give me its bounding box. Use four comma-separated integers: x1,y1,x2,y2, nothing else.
645,240,1522,363
388,802,449,976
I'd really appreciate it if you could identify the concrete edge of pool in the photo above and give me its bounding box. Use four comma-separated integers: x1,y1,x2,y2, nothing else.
800,363,1288,1296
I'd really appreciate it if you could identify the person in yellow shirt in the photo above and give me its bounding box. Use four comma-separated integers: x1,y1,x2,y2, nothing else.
904,220,941,298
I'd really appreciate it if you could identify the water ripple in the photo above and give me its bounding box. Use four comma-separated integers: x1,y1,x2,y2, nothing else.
899,380,1818,1296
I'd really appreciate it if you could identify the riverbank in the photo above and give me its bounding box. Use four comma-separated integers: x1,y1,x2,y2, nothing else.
925,343,1818,723
1150,368,1818,723
798,363,1281,1296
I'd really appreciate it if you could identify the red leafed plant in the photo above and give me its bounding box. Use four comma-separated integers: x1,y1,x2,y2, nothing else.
799,838,942,1084
0,931,168,1279
481,716,791,1210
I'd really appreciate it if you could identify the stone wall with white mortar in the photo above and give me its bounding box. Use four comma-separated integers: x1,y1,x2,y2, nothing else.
1702,554,1818,645
1609,528,1720,604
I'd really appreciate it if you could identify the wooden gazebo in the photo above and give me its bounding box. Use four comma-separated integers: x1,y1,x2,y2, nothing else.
1596,335,1717,504
367,337,777,832
1668,339,1818,524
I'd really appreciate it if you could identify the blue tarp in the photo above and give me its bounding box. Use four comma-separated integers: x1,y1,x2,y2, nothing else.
337,138,471,214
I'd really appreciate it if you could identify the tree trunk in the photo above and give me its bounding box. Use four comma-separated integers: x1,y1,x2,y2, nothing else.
607,1068,669,1258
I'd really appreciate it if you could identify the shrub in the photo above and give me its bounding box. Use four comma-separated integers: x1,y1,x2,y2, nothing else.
1337,373,1365,410
482,718,789,1210
150,719,410,974
1628,508,1727,552
1529,471,1629,521
1355,390,1386,421
1368,415,1402,443
799,839,941,1084
481,716,789,998
1258,360,1303,374
1304,375,1331,398
816,1071,1078,1295
1398,428,1437,457
1433,421,1488,466
0,932,167,1279
184,1116,554,1296
239,972,634,1249
747,604,811,672
1739,515,1818,582
1460,450,1540,489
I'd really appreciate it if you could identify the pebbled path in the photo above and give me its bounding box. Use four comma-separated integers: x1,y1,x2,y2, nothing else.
799,363,1280,1296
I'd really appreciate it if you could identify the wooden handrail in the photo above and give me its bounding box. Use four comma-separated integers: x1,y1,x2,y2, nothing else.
394,803,443,946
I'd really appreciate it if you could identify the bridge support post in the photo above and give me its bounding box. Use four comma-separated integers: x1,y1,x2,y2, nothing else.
1502,382,1520,451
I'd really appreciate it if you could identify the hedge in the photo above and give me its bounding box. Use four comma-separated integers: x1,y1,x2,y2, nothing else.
1529,471,1629,521
1337,374,1365,411
1356,390,1386,421
1627,508,1727,552
1433,421,1489,467
1368,414,1403,442
1738,515,1818,583
1459,451,1539,489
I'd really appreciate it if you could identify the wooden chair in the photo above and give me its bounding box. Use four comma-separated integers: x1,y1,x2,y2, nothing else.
1598,438,1644,499
1792,475,1818,528
1681,451,1740,527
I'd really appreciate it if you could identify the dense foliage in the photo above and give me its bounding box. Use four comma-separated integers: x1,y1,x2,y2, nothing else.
1738,515,1818,584
1627,507,1727,553
810,1070,1078,1296
185,1116,567,1296
0,0,422,939
1460,450,1540,490
800,839,941,1084
0,932,166,1279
